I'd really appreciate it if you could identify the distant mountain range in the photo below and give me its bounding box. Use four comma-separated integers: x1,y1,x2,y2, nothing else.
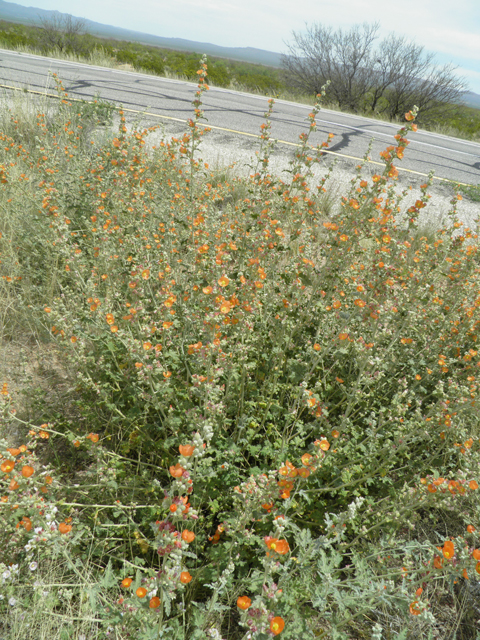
0,0,283,67
464,92,480,109
1,0,479,109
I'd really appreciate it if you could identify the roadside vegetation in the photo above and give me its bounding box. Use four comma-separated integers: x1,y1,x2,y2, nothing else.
0,18,480,143
1,57,480,639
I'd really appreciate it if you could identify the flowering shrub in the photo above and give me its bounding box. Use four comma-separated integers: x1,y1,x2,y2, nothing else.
1,60,480,639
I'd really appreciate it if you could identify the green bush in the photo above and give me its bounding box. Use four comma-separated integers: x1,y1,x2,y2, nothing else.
1,63,480,639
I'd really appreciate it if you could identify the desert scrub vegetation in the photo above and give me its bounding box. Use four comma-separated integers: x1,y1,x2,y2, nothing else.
0,19,284,95
1,59,480,640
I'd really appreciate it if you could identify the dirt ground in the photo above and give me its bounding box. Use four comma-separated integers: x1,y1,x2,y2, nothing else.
0,337,71,444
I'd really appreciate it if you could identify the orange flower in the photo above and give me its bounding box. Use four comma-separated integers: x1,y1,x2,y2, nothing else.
7,448,20,456
274,539,290,555
121,578,133,588
218,276,230,287
265,537,289,555
136,587,147,598
23,516,32,532
467,525,476,533
476,562,480,575
433,555,443,569
405,111,415,121
469,480,478,490
181,530,195,543
301,453,313,466
442,540,454,559
21,465,34,478
472,548,480,561
237,596,252,610
169,504,178,513
170,463,185,478
18,516,32,532
149,596,161,608
9,479,19,491
315,439,330,451
409,601,421,615
202,286,213,294
59,522,72,534
106,313,115,325
265,536,278,549
179,444,195,457
1,460,15,473
180,571,192,584
313,343,321,351
448,481,458,494
87,433,99,443
270,616,285,635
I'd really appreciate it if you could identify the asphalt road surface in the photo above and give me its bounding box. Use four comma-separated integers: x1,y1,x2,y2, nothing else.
1,48,480,186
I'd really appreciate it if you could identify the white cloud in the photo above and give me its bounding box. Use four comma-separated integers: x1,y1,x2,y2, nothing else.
418,28,480,61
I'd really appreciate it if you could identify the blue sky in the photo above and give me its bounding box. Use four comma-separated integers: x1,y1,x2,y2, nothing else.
14,0,480,94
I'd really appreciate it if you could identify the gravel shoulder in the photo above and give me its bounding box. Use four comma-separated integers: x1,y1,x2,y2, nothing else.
139,115,480,232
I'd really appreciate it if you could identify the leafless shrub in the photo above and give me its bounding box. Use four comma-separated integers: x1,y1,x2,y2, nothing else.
282,23,468,123
37,13,87,55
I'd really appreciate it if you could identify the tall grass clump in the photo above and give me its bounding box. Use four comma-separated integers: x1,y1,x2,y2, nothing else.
1,58,480,640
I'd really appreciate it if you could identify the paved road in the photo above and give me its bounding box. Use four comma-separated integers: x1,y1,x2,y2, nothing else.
1,48,479,185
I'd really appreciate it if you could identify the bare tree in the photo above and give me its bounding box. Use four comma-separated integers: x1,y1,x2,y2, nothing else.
374,34,467,122
282,22,380,111
282,24,468,122
37,14,87,54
